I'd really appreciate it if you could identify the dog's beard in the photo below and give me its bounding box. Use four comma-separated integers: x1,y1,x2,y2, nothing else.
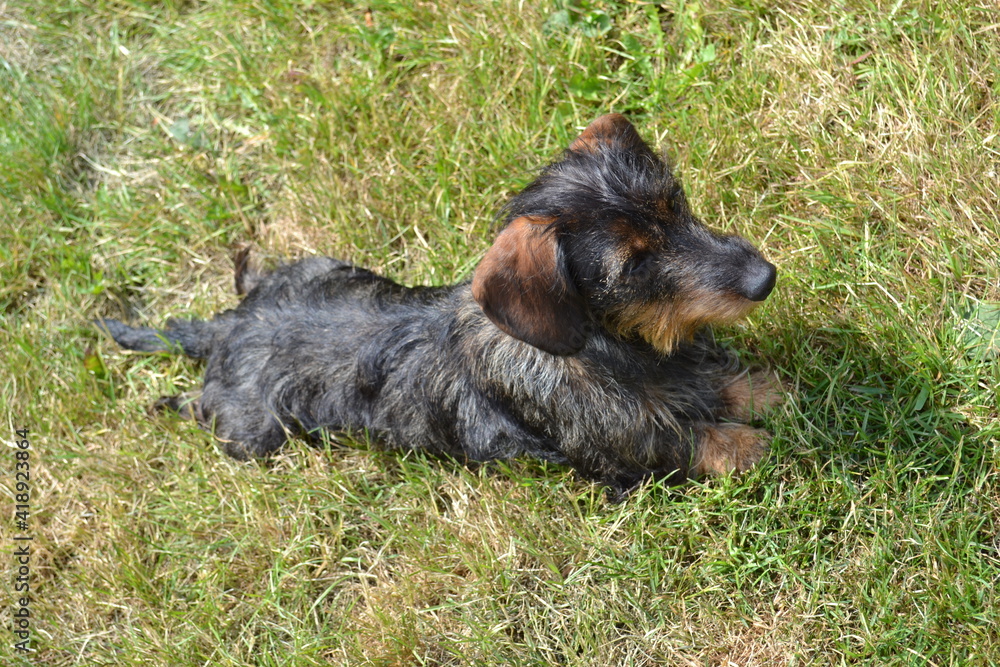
607,292,757,355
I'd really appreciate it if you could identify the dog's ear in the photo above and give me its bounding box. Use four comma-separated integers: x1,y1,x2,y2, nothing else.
472,216,589,355
569,113,648,155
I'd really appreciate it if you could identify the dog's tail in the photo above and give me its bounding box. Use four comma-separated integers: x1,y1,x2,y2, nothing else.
95,318,214,359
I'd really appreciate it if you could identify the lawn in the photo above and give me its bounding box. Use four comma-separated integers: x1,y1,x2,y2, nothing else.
1,0,998,664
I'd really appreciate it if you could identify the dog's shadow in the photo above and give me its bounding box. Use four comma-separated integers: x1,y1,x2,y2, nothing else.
764,315,986,495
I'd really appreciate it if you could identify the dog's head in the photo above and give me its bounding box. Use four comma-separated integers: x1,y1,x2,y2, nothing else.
472,114,776,356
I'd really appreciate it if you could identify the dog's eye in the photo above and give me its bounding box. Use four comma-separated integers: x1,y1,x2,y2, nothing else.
623,252,652,279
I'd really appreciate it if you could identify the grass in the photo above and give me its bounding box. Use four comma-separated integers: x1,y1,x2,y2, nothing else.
2,0,999,664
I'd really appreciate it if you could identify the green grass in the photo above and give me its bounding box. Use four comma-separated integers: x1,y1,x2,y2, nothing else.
2,0,999,664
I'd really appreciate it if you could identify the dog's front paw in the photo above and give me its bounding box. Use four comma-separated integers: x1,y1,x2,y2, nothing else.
691,423,770,477
720,370,789,422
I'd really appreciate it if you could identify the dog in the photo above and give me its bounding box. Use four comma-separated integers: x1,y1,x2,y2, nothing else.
97,114,783,499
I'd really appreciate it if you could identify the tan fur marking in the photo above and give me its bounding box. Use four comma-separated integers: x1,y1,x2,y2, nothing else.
472,217,557,312
691,423,769,477
569,113,636,153
608,219,655,263
477,218,558,299
608,291,757,355
472,216,589,355
721,371,787,422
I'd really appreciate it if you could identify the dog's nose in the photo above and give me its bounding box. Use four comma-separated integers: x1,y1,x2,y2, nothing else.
742,260,777,302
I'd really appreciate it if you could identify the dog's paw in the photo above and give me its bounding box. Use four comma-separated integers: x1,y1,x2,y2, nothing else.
691,423,770,477
150,392,203,420
720,370,789,422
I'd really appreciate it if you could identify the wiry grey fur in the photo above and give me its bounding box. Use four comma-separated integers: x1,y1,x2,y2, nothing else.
97,114,779,498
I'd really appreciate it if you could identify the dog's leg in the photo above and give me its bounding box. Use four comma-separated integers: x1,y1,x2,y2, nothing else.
690,423,770,477
151,392,204,420
233,246,263,295
719,370,787,422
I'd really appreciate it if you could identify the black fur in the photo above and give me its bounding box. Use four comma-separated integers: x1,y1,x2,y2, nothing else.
97,114,782,498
